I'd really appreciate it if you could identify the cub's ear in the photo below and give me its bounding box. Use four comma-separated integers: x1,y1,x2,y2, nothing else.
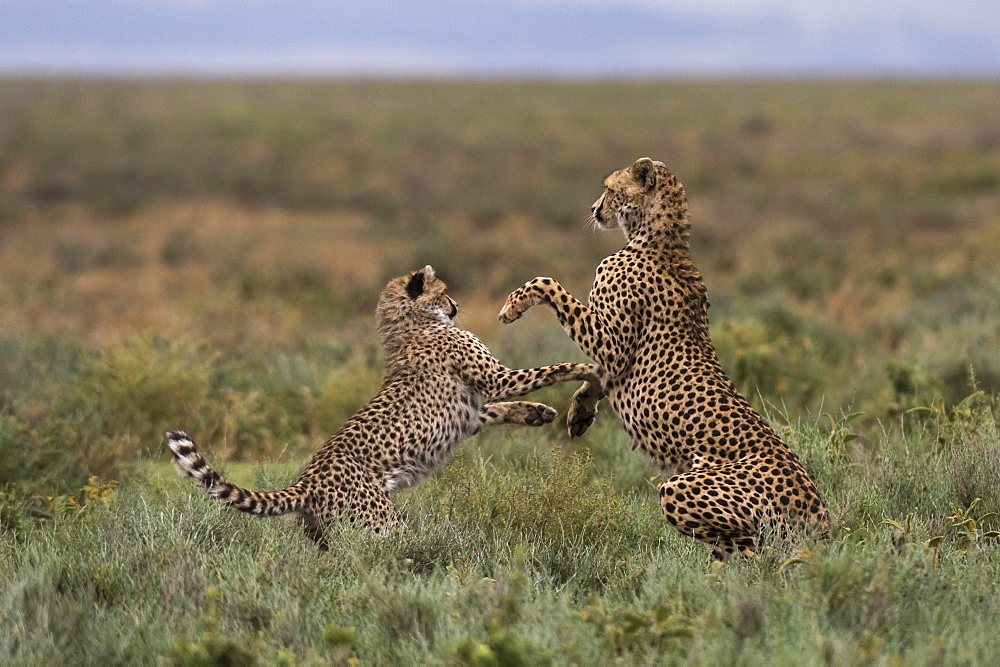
406,270,426,299
631,157,657,191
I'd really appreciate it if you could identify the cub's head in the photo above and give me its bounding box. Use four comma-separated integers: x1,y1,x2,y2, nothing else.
376,265,459,340
590,157,689,241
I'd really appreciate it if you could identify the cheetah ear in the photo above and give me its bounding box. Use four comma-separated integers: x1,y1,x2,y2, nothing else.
631,157,657,191
406,270,426,299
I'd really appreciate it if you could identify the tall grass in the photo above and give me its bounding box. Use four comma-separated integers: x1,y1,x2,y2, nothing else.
3,401,1000,664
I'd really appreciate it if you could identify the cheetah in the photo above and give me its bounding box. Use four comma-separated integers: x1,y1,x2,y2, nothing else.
168,265,601,548
499,158,830,560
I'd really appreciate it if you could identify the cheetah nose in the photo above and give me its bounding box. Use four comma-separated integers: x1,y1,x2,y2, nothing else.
591,192,606,213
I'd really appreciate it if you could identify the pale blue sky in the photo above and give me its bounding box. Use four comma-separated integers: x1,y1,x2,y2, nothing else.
2,0,999,76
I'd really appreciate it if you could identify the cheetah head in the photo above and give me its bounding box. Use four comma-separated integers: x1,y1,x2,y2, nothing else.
376,265,459,338
591,157,689,240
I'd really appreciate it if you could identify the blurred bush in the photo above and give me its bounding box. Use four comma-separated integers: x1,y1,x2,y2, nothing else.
712,306,853,412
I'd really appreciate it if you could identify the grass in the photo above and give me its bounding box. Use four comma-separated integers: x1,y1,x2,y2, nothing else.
1,77,999,663
3,401,1000,664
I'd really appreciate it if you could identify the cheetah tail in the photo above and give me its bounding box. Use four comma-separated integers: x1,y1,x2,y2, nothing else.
166,430,306,517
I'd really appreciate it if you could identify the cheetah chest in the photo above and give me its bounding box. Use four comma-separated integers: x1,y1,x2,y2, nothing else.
383,378,482,493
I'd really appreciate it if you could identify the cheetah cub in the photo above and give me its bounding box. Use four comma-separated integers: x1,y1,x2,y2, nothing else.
169,265,600,548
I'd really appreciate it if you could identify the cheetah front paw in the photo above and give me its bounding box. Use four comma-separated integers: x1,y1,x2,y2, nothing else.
498,282,542,324
567,383,600,438
524,402,558,426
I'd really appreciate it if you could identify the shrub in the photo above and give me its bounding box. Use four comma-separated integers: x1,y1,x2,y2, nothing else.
713,318,825,410
303,352,381,437
75,335,213,448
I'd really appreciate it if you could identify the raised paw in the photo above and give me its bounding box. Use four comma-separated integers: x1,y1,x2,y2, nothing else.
498,280,544,324
498,290,529,324
567,383,600,438
524,402,558,426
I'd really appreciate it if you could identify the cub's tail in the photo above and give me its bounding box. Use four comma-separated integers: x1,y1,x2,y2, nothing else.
166,430,307,517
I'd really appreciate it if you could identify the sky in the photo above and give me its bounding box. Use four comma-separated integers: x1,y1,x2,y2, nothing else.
2,0,999,77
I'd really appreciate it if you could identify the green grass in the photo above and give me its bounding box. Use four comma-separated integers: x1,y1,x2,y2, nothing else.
3,400,1000,664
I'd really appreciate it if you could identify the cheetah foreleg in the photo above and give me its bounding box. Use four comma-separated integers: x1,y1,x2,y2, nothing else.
567,380,605,438
477,401,558,431
499,277,633,379
483,362,602,401
498,277,552,323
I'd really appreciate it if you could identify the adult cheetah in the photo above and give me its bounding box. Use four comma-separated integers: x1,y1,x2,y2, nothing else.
499,158,829,560
168,265,600,548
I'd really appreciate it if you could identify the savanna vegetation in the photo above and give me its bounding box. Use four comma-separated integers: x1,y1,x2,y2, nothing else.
1,78,999,664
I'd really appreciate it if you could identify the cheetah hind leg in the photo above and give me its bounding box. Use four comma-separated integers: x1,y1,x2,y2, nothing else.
306,497,400,549
708,536,758,562
659,470,763,562
300,513,331,551
478,401,557,430
305,464,401,549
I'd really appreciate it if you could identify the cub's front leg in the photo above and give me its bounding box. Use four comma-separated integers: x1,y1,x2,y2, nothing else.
477,401,558,431
484,362,602,400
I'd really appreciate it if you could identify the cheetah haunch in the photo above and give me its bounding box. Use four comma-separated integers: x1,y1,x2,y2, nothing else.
500,158,830,560
168,265,600,548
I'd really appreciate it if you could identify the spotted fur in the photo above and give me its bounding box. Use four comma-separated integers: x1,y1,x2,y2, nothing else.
169,265,600,548
499,158,830,560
